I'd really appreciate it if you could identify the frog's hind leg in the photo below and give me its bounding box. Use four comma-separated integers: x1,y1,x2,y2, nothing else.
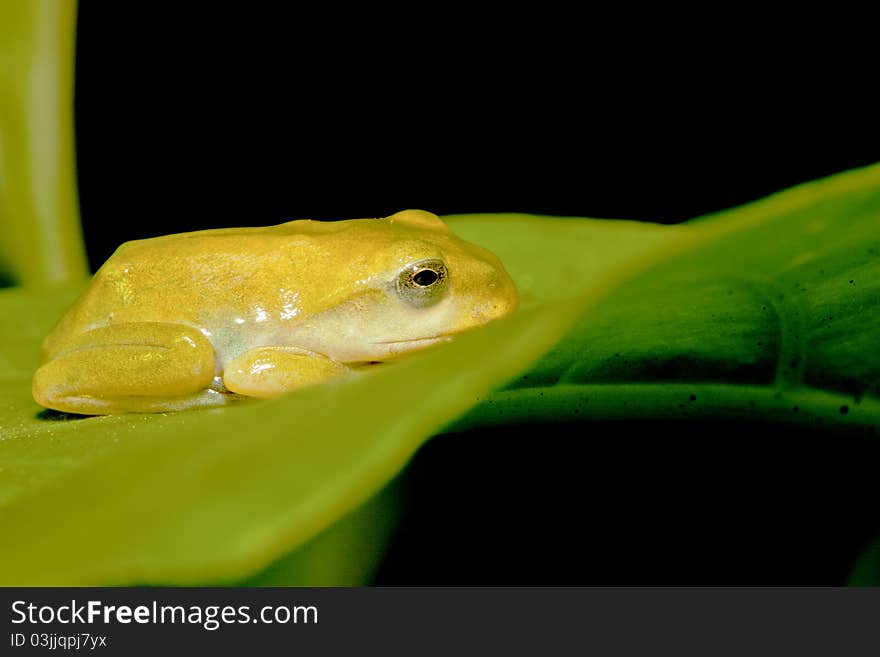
33,322,223,415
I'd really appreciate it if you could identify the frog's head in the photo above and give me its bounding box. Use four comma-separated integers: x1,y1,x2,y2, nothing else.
292,210,518,363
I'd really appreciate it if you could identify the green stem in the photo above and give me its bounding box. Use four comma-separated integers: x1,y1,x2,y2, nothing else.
0,0,87,286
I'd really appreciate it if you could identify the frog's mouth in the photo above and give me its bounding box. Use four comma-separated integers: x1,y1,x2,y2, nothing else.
369,333,456,358
374,333,455,345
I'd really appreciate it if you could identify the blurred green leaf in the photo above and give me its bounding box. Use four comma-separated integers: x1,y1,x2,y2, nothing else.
0,163,878,585
0,0,88,286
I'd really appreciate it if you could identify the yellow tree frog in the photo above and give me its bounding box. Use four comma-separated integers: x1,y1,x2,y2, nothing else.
33,210,518,414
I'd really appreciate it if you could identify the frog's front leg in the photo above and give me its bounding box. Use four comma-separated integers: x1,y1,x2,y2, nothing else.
222,346,350,398
33,322,221,415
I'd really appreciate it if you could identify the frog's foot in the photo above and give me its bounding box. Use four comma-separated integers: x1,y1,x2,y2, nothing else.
43,389,233,414
33,322,219,415
223,346,350,398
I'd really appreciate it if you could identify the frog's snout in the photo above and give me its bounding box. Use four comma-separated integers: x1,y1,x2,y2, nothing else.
486,268,518,320
462,254,518,327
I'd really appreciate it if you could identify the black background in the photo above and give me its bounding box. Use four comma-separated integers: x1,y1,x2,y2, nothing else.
73,5,880,584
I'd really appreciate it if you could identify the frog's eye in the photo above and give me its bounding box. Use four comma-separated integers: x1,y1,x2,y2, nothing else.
396,258,449,307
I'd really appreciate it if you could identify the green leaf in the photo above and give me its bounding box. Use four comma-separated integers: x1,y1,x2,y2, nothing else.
242,480,402,586
0,0,88,286
0,257,619,585
453,165,880,434
1,163,878,585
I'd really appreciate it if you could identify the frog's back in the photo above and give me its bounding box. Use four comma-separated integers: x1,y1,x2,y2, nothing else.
41,221,346,359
